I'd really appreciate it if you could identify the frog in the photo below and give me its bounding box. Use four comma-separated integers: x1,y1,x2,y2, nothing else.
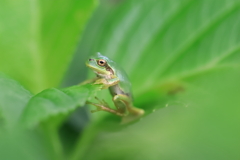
85,52,144,123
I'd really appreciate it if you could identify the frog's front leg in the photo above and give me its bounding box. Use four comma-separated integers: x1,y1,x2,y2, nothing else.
79,77,99,85
113,94,145,123
94,77,119,89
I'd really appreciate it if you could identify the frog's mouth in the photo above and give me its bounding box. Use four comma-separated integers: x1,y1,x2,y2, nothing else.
86,62,110,75
94,71,106,77
94,71,101,74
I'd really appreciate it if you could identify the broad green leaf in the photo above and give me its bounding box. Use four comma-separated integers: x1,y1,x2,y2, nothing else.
0,73,32,128
67,0,240,113
66,0,240,159
21,84,101,128
0,128,51,160
0,0,96,93
0,74,51,160
82,69,240,160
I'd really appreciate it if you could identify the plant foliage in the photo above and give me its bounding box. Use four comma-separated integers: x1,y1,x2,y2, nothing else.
0,0,240,160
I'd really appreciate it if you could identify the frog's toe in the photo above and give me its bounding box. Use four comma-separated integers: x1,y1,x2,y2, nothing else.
91,108,103,113
94,97,110,107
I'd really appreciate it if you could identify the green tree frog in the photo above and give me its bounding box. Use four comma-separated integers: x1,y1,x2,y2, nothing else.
85,52,144,123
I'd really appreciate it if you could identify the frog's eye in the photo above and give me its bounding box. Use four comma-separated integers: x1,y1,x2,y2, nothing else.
97,59,106,66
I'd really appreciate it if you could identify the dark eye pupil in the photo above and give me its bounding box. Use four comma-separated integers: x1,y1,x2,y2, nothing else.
100,61,104,64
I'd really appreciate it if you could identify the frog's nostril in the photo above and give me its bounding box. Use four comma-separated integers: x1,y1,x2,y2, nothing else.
89,59,94,61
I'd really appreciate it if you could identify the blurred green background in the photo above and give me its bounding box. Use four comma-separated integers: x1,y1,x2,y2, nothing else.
0,0,240,160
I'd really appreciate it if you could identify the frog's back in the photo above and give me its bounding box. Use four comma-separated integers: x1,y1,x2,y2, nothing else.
115,67,132,94
109,61,133,98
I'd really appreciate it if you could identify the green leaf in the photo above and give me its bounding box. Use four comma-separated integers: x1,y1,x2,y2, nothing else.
0,0,96,93
66,0,240,159
0,74,52,160
21,84,100,128
0,73,32,128
68,0,240,112
82,68,240,160
0,129,51,160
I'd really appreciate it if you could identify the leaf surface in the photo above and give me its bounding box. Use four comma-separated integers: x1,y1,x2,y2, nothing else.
66,0,240,159
0,73,32,128
0,0,96,93
22,84,100,128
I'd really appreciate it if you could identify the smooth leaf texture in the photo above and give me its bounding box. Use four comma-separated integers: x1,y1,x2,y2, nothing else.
65,0,240,159
0,0,96,93
83,68,240,160
67,0,240,113
0,73,32,128
0,129,51,160
22,84,100,128
0,0,240,159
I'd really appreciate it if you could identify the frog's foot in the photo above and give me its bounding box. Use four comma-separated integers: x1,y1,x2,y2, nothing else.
86,97,125,117
94,79,110,89
94,78,107,85
94,97,109,107
79,77,99,85
94,78,119,89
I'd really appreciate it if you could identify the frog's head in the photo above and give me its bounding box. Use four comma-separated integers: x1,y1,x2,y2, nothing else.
86,52,114,78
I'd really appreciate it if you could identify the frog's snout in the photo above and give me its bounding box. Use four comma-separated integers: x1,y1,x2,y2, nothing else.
89,59,94,61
